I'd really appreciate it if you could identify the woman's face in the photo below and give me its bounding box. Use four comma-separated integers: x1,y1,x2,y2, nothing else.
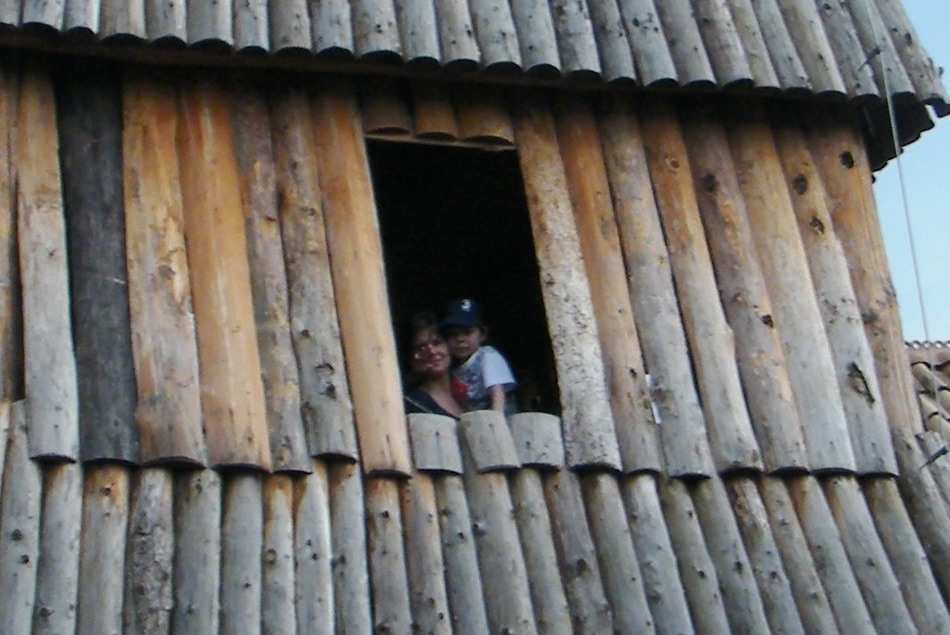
410,327,451,378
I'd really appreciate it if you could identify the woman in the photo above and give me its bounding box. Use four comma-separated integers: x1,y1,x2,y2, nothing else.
403,312,464,418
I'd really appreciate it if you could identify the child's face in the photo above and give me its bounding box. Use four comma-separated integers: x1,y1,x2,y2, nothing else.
444,326,485,361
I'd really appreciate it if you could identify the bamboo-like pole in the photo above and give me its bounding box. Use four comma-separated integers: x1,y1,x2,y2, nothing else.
366,478,413,633
122,72,207,467
597,96,714,478
271,88,358,460
17,62,79,461
220,474,263,635
640,97,762,473
177,78,271,470
512,95,621,471
311,82,412,477
0,61,21,401
173,469,222,634
328,462,372,632
293,460,333,635
555,96,661,474
262,475,296,635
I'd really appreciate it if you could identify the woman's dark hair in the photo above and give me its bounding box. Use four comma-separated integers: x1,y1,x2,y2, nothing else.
402,311,440,387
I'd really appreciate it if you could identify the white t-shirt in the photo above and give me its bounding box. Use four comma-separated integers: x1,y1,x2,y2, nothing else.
453,345,516,411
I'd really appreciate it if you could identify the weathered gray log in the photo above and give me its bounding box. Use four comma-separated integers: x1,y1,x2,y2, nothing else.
220,474,263,635
454,85,514,143
294,460,333,635
555,97,661,473
690,477,773,634
328,462,372,632
394,0,439,62
172,468,222,634
724,0,779,88
0,62,21,402
641,98,762,473
875,0,950,105
0,403,8,495
549,0,600,75
432,0,480,66
433,474,490,635
726,478,806,635
597,96,714,478
262,475,296,635
63,0,99,31
821,476,916,635
771,114,897,475
33,461,82,635
78,465,130,635
269,0,311,51
681,107,808,473
468,0,521,68
692,0,752,85
0,1,17,25
351,0,401,57
786,475,875,634
122,73,207,466
459,410,520,472
411,82,459,139
509,412,564,469
815,0,879,99
512,97,621,472
22,0,66,27
400,474,452,635
918,431,950,507
231,86,310,474
620,473,694,635
366,478,412,634
748,0,810,89
543,470,613,633
124,468,174,635
0,402,41,635
408,413,462,474
654,0,715,85
862,477,950,634
146,0,187,41
187,0,233,45
615,0,677,85
756,477,841,634
100,0,147,39
509,469,571,635
846,0,914,98
776,0,846,94
510,0,560,73
57,63,139,464
308,0,353,54
658,477,731,635
726,107,856,473
586,0,635,82
270,88,358,461
18,62,79,461
581,473,654,634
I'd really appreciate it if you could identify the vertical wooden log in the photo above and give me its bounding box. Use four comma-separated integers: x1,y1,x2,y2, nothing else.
681,106,809,473
597,97,714,478
412,82,459,139
33,462,82,635
359,79,412,135
366,478,412,633
293,461,333,635
555,97,661,474
918,431,950,508
512,96,621,471
78,465,130,635
726,106,856,472
231,88,311,473
0,62,22,401
57,63,139,463
122,73,206,466
0,403,7,491
124,468,174,635
262,475,296,635
455,86,515,144
177,78,270,470
328,462,372,632
271,89,358,460
220,474,263,635
172,469,222,634
0,403,41,634
311,83,412,477
17,62,79,461
640,98,762,473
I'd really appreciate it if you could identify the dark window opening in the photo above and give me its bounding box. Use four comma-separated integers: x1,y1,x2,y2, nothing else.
369,139,560,413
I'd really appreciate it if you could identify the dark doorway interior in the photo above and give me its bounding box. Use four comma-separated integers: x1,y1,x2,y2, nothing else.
369,139,559,413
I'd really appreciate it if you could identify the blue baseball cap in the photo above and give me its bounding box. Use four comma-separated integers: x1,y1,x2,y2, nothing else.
440,298,482,330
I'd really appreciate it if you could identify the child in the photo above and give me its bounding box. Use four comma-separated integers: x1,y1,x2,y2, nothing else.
440,298,517,413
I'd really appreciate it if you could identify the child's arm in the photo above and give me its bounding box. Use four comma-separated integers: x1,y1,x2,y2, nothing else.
481,347,515,413
488,384,506,412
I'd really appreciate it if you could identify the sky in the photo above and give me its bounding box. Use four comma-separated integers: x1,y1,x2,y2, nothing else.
874,0,949,341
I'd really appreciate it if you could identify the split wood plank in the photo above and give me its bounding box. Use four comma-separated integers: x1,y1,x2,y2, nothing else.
271,88,358,460
177,77,270,470
311,83,412,477
293,460,333,635
400,475,452,635
360,79,412,135
433,474,491,635
57,63,139,463
771,113,897,475
640,97,762,473
455,85,515,144
509,468,571,635
509,412,564,469
917,431,950,508
597,96,714,478
262,475,296,635
411,82,459,139
555,96,661,474
408,413,462,474
328,462,372,632
78,464,130,635
33,461,82,635
220,474,263,635
17,61,79,461
0,61,21,401
172,469,222,634
725,105,856,473
459,410,520,472
231,87,310,473
512,96,621,471
123,468,174,634
0,403,41,634
122,72,206,466
681,105,809,473
366,478,413,634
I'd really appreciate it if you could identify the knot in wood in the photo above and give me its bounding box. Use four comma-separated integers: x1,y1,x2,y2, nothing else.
839,151,855,169
701,173,718,193
10,528,23,541
792,174,808,195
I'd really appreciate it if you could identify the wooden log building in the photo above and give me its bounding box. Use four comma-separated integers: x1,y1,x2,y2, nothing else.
0,0,948,632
